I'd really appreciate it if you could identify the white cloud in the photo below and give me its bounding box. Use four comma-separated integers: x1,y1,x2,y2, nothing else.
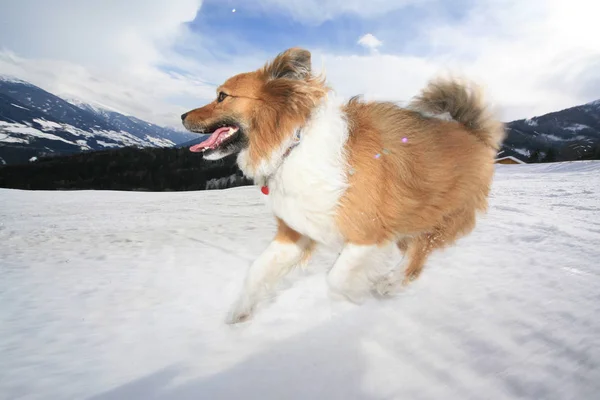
0,0,206,128
313,52,437,104
418,0,600,119
357,34,383,52
0,50,216,128
1,0,598,127
310,0,600,121
0,0,201,68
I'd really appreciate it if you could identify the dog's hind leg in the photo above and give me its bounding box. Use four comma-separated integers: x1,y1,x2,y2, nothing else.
373,234,434,296
375,207,478,295
327,241,396,303
402,234,436,283
402,207,476,283
226,218,314,324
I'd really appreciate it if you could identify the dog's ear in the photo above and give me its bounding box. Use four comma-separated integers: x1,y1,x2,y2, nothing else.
264,47,311,81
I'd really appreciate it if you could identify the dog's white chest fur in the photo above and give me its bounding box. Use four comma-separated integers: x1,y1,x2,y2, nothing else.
267,97,350,247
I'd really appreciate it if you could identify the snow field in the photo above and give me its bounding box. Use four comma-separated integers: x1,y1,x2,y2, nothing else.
1,161,599,399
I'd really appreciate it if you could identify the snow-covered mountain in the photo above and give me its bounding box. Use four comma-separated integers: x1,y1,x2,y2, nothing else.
501,99,600,162
0,76,196,165
61,95,195,146
2,74,599,166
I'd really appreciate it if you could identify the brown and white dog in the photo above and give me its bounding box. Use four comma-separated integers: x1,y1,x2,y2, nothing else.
181,47,505,324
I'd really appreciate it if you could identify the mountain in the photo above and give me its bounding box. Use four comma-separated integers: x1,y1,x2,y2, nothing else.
1,73,599,167
0,76,196,165
500,99,600,162
61,96,195,145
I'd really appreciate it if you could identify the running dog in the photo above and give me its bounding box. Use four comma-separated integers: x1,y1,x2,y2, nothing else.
181,47,505,323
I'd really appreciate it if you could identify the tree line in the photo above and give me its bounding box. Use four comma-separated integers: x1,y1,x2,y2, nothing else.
0,146,253,191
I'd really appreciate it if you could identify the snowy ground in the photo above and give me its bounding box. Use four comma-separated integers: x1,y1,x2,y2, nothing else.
1,161,600,400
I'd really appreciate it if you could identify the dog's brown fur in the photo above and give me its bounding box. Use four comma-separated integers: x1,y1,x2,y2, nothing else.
336,85,504,281
183,48,328,170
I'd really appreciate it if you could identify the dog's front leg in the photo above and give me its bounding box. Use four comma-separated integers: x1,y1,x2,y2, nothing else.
226,219,313,324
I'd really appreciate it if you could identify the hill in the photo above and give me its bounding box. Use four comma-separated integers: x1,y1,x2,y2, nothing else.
0,76,196,165
502,99,600,162
3,75,600,168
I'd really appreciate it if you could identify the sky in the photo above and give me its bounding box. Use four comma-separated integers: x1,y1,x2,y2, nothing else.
0,0,599,129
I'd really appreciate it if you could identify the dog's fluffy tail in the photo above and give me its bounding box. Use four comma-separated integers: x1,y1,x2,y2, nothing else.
409,76,506,150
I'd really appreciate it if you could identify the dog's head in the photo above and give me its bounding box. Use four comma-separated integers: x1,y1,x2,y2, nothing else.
181,47,328,176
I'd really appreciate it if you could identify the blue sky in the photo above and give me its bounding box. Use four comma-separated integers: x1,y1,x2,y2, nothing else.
0,0,598,127
182,0,475,60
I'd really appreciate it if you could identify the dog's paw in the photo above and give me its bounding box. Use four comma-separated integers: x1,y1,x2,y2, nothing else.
372,273,402,298
226,310,252,325
327,278,368,305
225,304,254,324
225,297,255,325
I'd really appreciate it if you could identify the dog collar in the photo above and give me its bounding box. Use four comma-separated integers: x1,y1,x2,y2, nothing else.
261,129,302,195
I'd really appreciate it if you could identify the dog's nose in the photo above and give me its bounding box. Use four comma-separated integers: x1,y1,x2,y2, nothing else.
181,112,189,121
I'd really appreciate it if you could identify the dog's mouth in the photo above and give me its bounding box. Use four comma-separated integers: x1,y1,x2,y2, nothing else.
189,126,239,152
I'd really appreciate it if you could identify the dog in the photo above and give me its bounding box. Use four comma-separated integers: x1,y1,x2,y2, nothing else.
181,47,505,324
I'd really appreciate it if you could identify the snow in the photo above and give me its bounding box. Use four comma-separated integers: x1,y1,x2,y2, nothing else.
0,121,77,145
61,94,127,116
524,118,538,126
97,140,120,148
90,128,154,147
512,147,531,158
1,161,600,400
32,118,64,130
545,134,569,141
0,74,33,86
564,123,590,132
11,103,30,110
145,135,176,147
76,139,92,150
0,132,29,144
585,99,600,107
0,118,168,150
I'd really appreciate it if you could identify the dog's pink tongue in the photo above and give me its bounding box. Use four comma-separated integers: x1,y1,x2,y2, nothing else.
189,127,231,152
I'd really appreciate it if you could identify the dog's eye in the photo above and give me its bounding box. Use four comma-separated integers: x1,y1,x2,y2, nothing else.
217,92,227,103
